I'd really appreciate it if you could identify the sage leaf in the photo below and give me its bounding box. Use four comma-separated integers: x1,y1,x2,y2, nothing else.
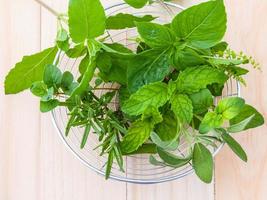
68,0,106,43
124,0,148,8
122,82,168,116
193,143,213,183
215,97,245,120
176,66,228,94
230,104,264,131
151,132,179,151
227,114,255,133
189,89,213,114
30,82,47,97
106,13,156,30
40,99,59,113
157,147,191,167
171,0,226,48
136,22,175,48
221,132,247,162
5,47,57,94
199,112,224,134
43,64,62,88
121,120,153,153
149,155,166,167
170,94,193,123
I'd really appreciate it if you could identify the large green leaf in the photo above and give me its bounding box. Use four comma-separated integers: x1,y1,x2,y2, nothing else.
221,132,247,162
121,120,153,153
199,112,224,134
189,89,213,114
229,104,264,131
127,49,170,93
171,0,226,49
106,13,156,30
68,0,106,43
5,47,58,94
122,82,168,116
215,97,245,120
150,132,179,151
155,111,179,141
170,94,193,123
124,0,148,8
176,66,228,94
227,114,255,133
192,143,213,183
136,22,175,48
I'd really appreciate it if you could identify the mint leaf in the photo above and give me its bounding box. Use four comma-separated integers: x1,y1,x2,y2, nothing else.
68,0,106,43
40,99,59,113
43,64,62,88
127,49,170,93
151,132,179,151
155,111,179,141
171,0,226,48
193,143,213,183
5,47,57,94
157,147,191,167
176,66,228,94
189,89,213,114
121,120,153,153
199,112,224,134
30,82,47,97
215,97,245,120
170,94,193,123
142,106,163,124
122,82,168,116
124,0,148,8
106,13,155,30
221,132,247,162
229,104,264,131
136,22,175,48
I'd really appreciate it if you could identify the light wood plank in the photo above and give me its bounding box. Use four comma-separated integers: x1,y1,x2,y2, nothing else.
0,0,41,200
215,1,267,200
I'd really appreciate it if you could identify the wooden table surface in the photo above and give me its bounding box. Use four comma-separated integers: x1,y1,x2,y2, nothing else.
0,0,266,199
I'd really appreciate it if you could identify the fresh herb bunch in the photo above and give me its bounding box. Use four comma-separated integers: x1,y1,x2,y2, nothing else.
4,0,264,183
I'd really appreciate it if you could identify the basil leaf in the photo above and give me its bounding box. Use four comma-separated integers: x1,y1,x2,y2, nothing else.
68,0,106,43
43,64,62,88
227,114,255,133
30,81,47,97
230,104,264,131
151,132,179,151
41,87,54,102
189,89,213,114
124,0,148,8
170,94,193,123
136,22,175,48
66,44,87,58
61,71,74,90
193,143,213,183
106,13,155,30
199,112,224,134
40,99,59,113
121,120,153,153
221,132,247,162
5,47,57,94
157,147,191,167
215,97,245,120
127,49,170,93
171,0,226,48
155,111,179,141
122,82,168,116
176,66,228,94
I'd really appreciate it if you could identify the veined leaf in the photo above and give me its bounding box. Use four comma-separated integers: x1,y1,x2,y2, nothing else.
171,0,226,48
136,22,175,48
199,112,224,134
121,120,153,153
215,97,245,120
5,47,57,94
106,13,156,30
142,106,163,125
176,66,228,94
68,0,106,43
124,0,148,8
170,94,193,123
221,132,247,162
189,89,213,114
193,143,213,183
230,104,264,131
122,82,168,116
